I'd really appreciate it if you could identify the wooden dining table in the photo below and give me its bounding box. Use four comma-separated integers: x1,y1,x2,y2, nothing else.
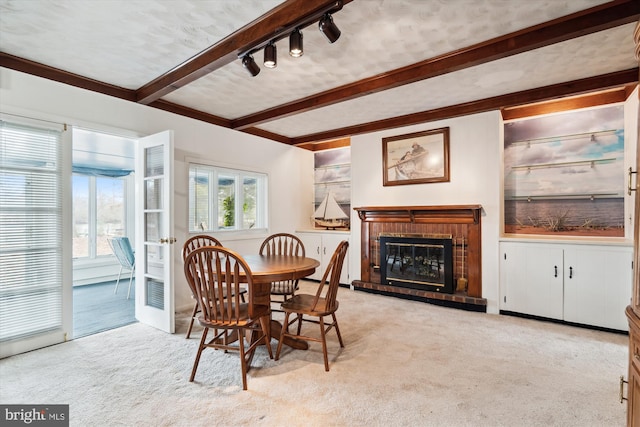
229,254,320,350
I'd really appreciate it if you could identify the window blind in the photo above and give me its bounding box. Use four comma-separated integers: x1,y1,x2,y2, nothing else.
0,120,63,341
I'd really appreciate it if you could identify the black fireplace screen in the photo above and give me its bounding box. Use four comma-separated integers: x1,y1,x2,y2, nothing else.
380,235,454,293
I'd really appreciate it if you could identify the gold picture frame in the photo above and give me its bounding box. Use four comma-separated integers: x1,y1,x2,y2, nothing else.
383,127,450,186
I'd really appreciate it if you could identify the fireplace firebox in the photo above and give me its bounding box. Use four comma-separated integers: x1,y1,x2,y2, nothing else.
380,234,454,294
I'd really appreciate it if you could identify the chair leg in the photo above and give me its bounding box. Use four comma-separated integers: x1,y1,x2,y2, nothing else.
185,301,199,339
190,327,209,382
319,316,329,371
332,313,344,347
114,265,124,294
296,313,303,336
275,312,291,361
238,327,248,391
126,267,134,300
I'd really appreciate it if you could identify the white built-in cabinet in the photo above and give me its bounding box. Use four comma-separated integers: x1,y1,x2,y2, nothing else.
297,230,350,285
500,241,633,331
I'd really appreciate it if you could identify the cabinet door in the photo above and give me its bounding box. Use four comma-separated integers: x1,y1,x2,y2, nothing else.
321,234,350,285
564,246,632,330
297,233,323,281
500,242,563,320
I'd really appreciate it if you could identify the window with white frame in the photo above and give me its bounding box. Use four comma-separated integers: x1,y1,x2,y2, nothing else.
0,118,65,342
188,163,268,233
71,128,135,259
72,174,131,258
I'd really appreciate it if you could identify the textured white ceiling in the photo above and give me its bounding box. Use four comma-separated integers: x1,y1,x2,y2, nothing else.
0,0,635,141
257,23,638,137
162,0,613,119
0,0,285,88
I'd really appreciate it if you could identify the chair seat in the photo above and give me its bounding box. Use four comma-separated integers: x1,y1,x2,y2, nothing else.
197,303,271,329
281,294,339,316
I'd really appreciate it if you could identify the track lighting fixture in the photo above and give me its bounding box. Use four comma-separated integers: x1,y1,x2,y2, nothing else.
242,54,260,77
264,41,277,68
318,13,340,43
289,29,303,57
238,1,344,77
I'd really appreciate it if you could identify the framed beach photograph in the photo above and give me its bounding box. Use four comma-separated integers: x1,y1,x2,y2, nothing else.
382,127,450,186
503,104,625,238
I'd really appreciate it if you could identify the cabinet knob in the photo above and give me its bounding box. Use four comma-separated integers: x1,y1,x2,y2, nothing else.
554,266,558,277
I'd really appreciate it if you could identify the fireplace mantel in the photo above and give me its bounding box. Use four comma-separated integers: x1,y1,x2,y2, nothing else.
353,205,486,311
356,205,482,224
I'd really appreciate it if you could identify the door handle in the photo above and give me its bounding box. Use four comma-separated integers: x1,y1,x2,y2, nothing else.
628,167,637,196
159,237,177,244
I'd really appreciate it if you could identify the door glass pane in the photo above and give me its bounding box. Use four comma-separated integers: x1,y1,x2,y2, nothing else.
218,174,235,228
145,178,162,210
146,278,164,309
243,177,257,229
96,177,125,256
145,145,163,177
72,175,89,258
145,245,164,278
145,212,161,242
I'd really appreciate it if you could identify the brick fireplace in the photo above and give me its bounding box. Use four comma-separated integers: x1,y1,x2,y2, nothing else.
352,205,487,312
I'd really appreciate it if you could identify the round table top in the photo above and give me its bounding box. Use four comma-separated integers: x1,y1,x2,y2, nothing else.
240,254,320,283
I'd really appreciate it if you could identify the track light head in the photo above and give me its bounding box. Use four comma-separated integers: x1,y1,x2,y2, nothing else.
289,29,303,57
264,42,277,69
242,54,260,77
319,13,340,43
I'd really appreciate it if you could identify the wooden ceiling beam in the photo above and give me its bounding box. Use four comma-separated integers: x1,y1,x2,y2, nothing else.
295,137,351,151
241,127,293,145
500,87,631,121
0,52,136,101
231,0,640,130
135,0,350,105
289,68,639,144
147,99,231,128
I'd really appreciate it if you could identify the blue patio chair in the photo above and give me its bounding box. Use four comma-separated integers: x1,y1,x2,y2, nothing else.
108,237,135,299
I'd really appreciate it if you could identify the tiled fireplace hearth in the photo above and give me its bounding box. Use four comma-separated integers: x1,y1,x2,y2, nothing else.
352,205,487,312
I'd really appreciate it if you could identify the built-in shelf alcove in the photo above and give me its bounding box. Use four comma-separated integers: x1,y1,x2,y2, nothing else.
352,205,487,312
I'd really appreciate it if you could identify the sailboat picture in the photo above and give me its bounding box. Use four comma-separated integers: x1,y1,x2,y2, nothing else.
314,192,349,229
313,147,351,229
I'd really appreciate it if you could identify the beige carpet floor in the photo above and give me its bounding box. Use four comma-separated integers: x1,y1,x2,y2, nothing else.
0,281,629,426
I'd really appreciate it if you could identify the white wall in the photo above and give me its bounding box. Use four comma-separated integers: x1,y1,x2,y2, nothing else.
0,67,314,311
2,66,636,317
350,112,502,312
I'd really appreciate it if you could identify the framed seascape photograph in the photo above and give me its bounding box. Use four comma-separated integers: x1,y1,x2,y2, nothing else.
383,127,450,186
503,104,625,238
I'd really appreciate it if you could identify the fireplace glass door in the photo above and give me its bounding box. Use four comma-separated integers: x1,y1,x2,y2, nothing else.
380,236,454,293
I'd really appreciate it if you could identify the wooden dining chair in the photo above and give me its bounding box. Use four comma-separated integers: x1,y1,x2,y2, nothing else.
275,240,349,371
259,233,305,310
182,235,246,339
183,245,273,390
